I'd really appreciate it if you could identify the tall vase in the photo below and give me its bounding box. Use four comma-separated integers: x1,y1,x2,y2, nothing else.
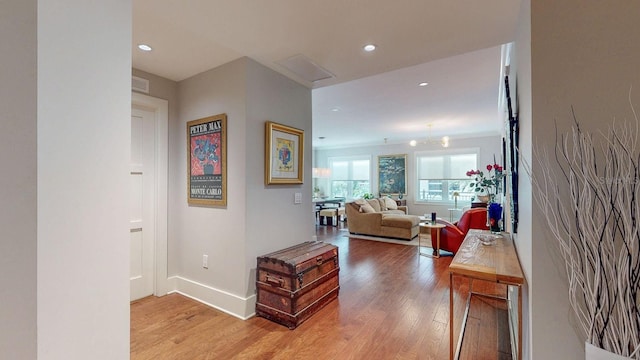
585,342,632,360
477,194,491,203
488,202,502,233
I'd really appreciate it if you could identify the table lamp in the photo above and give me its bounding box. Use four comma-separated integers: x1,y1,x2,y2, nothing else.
452,191,460,209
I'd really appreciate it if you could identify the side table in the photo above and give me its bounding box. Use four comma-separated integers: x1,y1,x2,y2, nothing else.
419,223,445,258
447,208,461,222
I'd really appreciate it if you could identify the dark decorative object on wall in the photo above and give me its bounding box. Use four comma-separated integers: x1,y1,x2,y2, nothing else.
504,75,519,233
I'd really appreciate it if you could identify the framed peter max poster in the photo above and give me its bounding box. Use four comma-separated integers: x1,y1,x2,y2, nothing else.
187,113,227,206
265,121,304,185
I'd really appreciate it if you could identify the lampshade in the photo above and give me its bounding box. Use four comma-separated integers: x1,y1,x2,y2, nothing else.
312,168,331,178
441,136,450,148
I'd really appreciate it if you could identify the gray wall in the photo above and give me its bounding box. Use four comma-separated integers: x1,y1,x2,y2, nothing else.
244,59,314,297
0,1,131,359
172,57,312,315
135,58,313,316
37,1,132,358
0,1,37,358
517,1,640,359
177,58,250,297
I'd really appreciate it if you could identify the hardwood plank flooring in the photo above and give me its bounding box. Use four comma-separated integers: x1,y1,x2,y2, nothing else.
131,224,512,360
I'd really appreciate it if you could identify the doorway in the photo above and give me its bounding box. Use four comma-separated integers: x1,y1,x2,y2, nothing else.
130,92,168,300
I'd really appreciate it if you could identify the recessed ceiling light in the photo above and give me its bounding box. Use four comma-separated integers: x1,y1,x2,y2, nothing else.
331,107,340,112
409,140,417,147
419,82,429,87
137,44,152,51
363,44,376,52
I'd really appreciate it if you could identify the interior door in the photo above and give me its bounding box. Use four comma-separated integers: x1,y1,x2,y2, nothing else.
130,107,155,301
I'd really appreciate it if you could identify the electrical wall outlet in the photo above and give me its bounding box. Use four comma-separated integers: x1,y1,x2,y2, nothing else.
202,254,208,269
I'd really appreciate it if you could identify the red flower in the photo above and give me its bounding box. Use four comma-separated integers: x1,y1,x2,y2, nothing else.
466,163,505,197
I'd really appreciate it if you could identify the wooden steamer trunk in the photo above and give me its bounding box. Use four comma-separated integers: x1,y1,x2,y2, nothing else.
256,241,340,329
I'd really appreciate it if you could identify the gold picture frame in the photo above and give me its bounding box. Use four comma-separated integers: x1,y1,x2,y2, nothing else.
187,113,227,206
265,121,304,185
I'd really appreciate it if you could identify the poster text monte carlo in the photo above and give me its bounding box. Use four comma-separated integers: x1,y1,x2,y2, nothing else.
187,114,227,206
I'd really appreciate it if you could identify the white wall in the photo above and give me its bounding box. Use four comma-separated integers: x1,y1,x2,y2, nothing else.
315,135,502,217
520,1,640,359
511,1,532,359
37,0,131,359
174,57,312,317
0,1,37,358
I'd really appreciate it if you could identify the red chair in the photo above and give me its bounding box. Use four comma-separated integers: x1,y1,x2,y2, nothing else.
430,208,489,254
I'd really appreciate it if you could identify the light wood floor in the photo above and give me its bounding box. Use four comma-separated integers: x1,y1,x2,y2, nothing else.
131,224,512,360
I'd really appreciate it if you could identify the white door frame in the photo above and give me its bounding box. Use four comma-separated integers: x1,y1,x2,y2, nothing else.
132,92,168,296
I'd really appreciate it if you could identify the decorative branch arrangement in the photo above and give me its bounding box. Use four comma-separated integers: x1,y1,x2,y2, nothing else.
526,108,640,359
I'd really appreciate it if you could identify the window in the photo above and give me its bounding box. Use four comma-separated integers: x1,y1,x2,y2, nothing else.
416,150,478,203
328,156,371,199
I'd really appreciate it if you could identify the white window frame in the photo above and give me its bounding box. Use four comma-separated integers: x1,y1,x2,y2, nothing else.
415,148,479,205
327,155,372,200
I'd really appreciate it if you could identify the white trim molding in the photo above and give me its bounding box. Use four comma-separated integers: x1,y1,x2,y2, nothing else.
168,276,256,320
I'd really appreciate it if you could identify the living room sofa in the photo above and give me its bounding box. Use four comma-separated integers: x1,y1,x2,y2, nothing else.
345,198,420,240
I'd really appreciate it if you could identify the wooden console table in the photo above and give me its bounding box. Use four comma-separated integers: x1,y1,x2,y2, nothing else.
449,230,524,360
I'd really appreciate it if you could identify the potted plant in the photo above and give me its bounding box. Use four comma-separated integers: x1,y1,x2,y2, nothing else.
313,186,320,198
467,163,506,232
466,163,505,203
527,114,639,359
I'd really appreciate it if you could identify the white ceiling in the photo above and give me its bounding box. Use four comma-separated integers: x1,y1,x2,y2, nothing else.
132,0,522,148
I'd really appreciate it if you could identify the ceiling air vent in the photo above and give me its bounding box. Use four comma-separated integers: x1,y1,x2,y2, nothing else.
277,54,335,83
132,76,149,93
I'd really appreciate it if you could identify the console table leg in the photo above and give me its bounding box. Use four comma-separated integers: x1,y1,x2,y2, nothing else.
449,272,454,360
451,276,473,360
518,285,522,360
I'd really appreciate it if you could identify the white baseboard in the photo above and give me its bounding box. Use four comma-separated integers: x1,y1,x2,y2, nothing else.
167,276,256,320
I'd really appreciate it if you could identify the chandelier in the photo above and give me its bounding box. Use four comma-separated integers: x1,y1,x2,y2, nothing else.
409,123,449,148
